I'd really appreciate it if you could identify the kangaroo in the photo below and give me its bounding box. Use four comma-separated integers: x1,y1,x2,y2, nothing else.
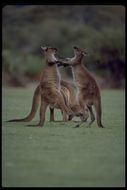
58,46,104,128
8,46,76,127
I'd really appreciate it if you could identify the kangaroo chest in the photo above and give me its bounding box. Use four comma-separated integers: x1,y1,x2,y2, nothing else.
41,66,61,90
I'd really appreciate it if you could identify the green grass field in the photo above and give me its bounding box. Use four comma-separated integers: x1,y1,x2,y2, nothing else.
2,87,125,187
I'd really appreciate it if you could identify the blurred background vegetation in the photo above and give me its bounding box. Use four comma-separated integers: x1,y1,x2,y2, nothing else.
2,5,125,88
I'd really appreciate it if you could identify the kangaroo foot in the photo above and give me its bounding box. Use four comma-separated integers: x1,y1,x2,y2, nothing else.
99,125,105,128
36,123,44,127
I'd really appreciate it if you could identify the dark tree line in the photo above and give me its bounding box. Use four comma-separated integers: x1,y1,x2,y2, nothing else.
2,5,125,88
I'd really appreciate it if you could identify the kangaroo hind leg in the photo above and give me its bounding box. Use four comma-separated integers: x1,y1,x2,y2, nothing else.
36,98,48,127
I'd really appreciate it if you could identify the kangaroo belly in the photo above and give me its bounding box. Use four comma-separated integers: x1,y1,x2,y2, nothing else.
49,87,70,110
60,87,70,106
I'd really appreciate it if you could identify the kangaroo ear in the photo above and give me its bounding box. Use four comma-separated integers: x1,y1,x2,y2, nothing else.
73,46,78,50
41,46,48,51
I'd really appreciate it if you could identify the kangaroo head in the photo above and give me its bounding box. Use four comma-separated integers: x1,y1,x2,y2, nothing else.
58,46,87,67
73,46,87,57
41,46,58,63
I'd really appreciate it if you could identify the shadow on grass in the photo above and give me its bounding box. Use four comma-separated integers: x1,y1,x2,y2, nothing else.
4,120,82,129
25,124,40,127
50,120,80,123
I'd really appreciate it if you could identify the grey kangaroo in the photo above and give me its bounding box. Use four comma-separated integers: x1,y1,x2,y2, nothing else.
58,46,104,128
8,46,75,127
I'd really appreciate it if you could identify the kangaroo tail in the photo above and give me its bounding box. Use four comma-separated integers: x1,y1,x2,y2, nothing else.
94,98,104,128
7,85,41,122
